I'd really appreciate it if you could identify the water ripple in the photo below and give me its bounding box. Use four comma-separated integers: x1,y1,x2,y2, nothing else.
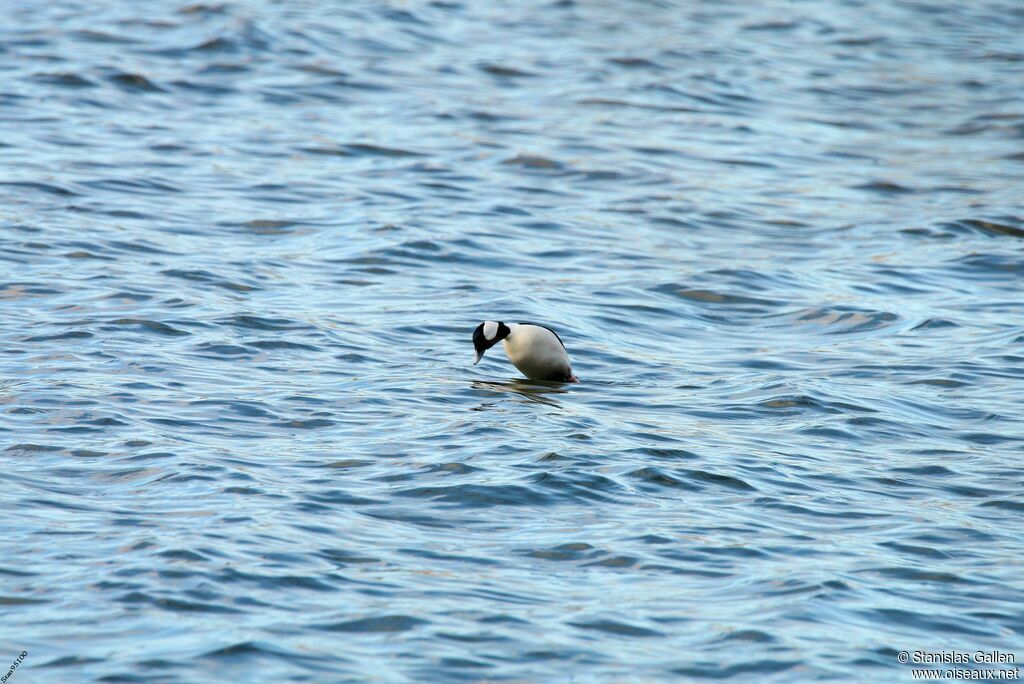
2,0,1023,681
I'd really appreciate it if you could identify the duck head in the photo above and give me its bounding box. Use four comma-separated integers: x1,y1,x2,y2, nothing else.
472,320,511,365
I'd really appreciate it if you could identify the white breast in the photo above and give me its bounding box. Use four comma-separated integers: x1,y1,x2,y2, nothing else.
502,324,572,381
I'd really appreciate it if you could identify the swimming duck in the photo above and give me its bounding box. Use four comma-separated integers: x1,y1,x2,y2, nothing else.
472,321,579,382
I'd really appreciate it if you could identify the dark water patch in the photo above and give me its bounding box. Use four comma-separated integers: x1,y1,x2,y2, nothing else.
5,443,64,453
342,143,425,157
608,56,662,69
758,395,831,414
104,319,190,337
756,498,889,520
568,619,663,638
502,154,566,171
400,547,500,566
909,318,959,331
878,541,952,560
951,217,1024,239
334,352,375,363
272,419,335,429
396,484,552,508
193,36,240,53
713,157,777,169
24,330,93,342
122,593,244,614
523,542,596,562
582,555,638,569
671,659,799,678
199,61,248,75
300,146,355,157
150,36,241,57
682,469,754,492
304,488,379,506
317,548,380,566
799,425,861,441
528,471,625,503
190,399,276,418
161,269,260,292
171,79,236,96
649,284,777,309
158,548,206,562
859,608,995,637
82,178,182,195
625,447,700,461
958,431,1019,446
779,307,899,335
73,29,139,44
248,340,320,351
578,97,704,113
424,462,479,475
479,63,535,78
315,615,427,633
853,181,916,194
0,595,49,605
720,629,776,643
626,466,702,491
38,656,106,669
892,464,954,475
64,250,114,260
107,72,166,92
979,500,1024,513
199,640,320,663
224,219,299,234
863,567,971,584
192,343,252,357
0,181,79,197
950,253,1024,279
220,315,311,331
834,35,886,47
743,20,804,31
576,168,631,182
33,72,98,88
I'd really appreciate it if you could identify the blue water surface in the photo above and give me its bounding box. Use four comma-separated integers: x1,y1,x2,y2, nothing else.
2,0,1023,681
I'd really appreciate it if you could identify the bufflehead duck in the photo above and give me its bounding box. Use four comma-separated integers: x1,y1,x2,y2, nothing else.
472,321,579,383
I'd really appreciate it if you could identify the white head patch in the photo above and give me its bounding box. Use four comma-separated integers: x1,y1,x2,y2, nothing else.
482,320,499,341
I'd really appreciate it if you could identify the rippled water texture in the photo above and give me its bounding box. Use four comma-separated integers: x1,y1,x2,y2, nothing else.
3,0,1024,680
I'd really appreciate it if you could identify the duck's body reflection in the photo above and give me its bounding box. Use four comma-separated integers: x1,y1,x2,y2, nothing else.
470,379,569,408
